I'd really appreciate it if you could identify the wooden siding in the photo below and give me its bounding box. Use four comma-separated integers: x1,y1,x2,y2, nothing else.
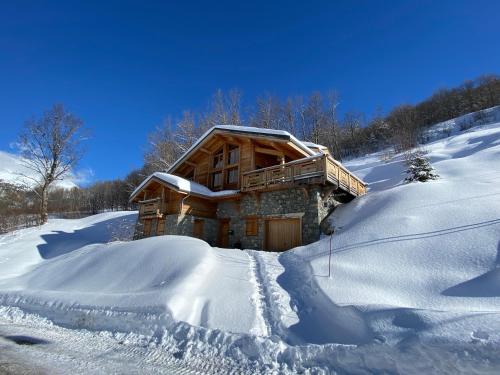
182,196,217,218
173,132,306,192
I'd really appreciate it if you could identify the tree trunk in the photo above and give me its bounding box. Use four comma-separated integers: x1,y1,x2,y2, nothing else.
39,185,49,224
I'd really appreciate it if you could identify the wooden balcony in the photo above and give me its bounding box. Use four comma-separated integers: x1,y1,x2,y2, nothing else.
138,198,163,219
241,154,367,197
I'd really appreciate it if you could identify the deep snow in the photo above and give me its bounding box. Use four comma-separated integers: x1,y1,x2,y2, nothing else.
1,108,500,373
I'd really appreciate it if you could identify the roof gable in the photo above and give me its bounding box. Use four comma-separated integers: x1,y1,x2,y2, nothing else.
167,125,317,174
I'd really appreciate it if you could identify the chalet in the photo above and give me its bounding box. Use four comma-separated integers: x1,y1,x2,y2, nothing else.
130,125,366,251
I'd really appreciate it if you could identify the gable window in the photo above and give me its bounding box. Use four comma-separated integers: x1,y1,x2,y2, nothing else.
227,144,239,165
226,167,239,185
211,171,222,189
213,148,224,169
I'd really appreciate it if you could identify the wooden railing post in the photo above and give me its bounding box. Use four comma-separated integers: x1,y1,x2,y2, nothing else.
323,155,328,183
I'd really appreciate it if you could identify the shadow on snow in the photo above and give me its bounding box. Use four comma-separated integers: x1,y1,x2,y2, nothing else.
442,240,500,297
277,252,374,346
36,213,137,259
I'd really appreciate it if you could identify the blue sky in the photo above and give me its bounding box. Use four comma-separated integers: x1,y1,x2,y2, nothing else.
0,0,499,183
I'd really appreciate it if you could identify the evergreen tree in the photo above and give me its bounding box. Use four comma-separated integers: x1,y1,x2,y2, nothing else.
404,151,439,183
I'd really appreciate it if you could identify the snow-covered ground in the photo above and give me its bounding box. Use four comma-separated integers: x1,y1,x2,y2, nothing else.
1,109,500,373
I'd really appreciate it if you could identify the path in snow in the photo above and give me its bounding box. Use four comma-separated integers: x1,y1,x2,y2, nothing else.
245,250,300,342
245,251,271,336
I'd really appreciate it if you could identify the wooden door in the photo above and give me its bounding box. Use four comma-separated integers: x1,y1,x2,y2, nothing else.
218,219,230,247
265,218,301,251
157,219,166,236
143,219,152,237
193,219,204,239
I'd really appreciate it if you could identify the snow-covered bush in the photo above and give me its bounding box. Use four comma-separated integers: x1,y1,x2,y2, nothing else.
404,151,439,183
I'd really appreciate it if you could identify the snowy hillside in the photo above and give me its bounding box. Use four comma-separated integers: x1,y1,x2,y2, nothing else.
0,150,81,189
1,112,500,373
288,119,500,346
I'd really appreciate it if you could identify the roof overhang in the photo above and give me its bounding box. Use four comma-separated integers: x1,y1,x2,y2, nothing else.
166,125,316,174
129,174,241,203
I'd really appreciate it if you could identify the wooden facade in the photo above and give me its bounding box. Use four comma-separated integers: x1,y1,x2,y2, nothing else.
130,126,367,250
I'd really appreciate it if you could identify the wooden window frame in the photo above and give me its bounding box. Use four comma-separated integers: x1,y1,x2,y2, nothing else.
245,217,258,236
226,166,239,186
211,171,223,189
208,143,241,190
227,144,240,166
213,147,224,170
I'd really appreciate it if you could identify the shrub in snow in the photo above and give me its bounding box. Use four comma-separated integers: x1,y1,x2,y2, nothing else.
404,151,439,183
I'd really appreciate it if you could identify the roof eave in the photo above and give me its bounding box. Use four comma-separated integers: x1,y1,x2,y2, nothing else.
166,126,315,174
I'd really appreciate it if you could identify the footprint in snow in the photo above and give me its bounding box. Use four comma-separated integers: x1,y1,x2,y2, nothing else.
471,330,489,343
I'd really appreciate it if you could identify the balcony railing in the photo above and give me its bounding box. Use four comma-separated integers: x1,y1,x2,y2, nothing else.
241,154,367,196
138,198,163,218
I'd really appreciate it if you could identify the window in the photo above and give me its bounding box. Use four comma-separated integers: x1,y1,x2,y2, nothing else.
226,167,239,185
227,144,239,165
211,171,222,188
246,218,258,236
213,148,224,169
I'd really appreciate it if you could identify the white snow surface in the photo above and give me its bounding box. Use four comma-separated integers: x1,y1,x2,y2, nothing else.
130,172,239,200
1,110,500,373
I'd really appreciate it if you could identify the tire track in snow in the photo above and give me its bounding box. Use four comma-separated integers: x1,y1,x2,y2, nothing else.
0,310,267,375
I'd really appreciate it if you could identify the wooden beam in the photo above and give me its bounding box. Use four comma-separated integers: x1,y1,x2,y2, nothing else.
184,160,197,167
268,141,297,160
286,141,310,157
255,146,284,157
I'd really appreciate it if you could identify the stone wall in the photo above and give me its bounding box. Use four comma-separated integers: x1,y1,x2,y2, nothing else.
217,185,338,250
133,185,343,250
164,214,218,246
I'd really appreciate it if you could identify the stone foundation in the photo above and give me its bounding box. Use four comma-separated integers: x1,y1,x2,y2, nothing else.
216,185,341,249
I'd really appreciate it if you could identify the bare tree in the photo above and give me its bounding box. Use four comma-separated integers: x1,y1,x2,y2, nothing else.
386,104,419,151
204,88,242,126
18,104,86,224
250,94,285,130
144,117,182,172
321,91,342,159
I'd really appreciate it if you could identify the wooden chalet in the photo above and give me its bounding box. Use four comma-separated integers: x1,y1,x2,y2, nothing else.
130,125,366,251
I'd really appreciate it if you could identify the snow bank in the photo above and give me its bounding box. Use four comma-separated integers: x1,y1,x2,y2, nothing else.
285,120,500,345
423,105,500,142
0,212,263,335
0,212,137,280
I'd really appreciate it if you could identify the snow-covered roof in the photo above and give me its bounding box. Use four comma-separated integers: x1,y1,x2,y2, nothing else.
130,172,239,201
166,125,317,173
302,141,328,150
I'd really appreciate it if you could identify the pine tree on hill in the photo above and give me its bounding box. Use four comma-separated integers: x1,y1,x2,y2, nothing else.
404,151,439,183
